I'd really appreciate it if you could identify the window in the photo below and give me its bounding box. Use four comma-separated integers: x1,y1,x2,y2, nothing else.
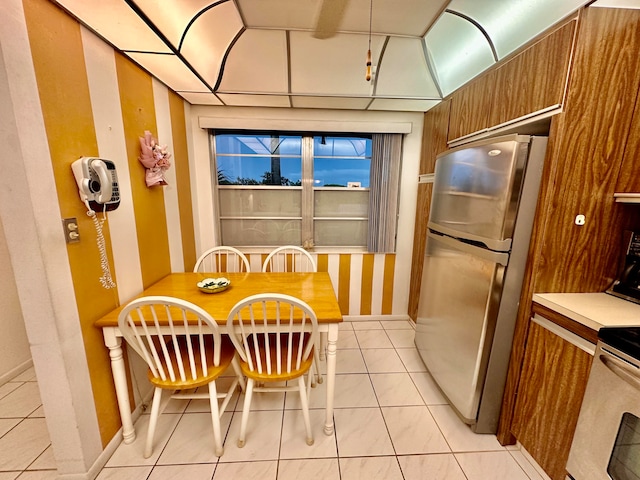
213,131,372,248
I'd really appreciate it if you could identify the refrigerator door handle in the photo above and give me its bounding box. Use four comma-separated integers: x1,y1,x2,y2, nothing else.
428,231,510,266
429,222,512,252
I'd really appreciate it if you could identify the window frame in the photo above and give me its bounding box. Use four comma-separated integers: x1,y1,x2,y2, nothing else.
210,130,371,251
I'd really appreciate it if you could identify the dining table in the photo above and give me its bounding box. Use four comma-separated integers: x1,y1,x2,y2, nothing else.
94,271,343,444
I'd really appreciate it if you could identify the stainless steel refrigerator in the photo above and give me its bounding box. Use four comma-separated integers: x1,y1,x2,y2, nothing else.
414,134,548,433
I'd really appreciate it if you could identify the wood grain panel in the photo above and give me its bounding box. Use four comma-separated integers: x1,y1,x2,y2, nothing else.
408,100,450,320
511,320,592,480
531,302,598,344
532,7,640,295
616,90,640,193
448,71,494,141
489,19,576,127
498,6,640,446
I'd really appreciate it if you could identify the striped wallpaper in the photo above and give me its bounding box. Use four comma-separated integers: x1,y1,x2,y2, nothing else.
21,0,414,451
244,253,397,317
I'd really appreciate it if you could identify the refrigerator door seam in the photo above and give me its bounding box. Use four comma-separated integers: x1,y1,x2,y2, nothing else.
427,231,510,266
428,221,513,252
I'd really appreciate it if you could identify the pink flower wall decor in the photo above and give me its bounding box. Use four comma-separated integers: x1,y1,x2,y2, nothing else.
138,130,172,187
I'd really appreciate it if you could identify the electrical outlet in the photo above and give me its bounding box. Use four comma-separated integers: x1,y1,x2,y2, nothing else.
62,218,80,243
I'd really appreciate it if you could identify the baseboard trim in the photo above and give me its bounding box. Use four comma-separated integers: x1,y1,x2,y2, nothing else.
0,359,33,386
343,314,411,322
56,402,147,480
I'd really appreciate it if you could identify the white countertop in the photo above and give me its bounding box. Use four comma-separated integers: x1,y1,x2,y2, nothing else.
533,292,640,332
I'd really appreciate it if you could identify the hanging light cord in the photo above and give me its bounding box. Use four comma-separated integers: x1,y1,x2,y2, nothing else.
366,0,372,81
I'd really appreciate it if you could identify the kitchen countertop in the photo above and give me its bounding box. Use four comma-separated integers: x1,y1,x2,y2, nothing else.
533,292,640,332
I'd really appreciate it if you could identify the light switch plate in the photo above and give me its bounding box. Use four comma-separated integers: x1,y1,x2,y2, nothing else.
62,218,80,243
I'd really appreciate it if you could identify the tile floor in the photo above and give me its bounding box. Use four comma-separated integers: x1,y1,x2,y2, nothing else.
0,367,56,479
0,320,551,480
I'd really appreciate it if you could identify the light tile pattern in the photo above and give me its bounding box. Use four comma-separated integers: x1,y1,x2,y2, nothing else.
0,320,549,479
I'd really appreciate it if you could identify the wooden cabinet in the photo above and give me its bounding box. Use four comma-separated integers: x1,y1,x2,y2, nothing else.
448,71,494,141
489,20,576,128
447,18,576,143
408,100,450,321
615,89,640,194
499,6,640,447
511,307,593,480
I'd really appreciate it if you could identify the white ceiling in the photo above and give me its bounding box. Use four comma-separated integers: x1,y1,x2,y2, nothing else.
51,0,592,112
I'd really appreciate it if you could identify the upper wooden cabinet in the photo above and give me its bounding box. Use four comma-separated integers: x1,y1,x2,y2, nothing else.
489,20,577,128
615,88,640,194
447,18,577,143
448,70,494,141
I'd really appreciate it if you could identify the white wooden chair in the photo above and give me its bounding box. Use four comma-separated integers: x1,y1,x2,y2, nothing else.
118,296,241,457
226,293,318,448
261,245,317,273
194,246,250,273
261,245,323,385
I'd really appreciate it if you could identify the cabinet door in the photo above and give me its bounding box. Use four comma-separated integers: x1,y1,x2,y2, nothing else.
448,71,494,141
489,20,576,128
512,319,592,480
616,88,640,193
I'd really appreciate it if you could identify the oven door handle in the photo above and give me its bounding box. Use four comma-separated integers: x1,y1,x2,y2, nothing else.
600,349,640,391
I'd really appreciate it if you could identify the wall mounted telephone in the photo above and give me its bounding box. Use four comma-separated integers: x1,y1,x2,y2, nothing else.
71,157,119,289
71,157,120,212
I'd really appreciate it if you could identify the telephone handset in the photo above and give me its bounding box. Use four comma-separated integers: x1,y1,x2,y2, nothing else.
71,157,118,289
71,157,120,212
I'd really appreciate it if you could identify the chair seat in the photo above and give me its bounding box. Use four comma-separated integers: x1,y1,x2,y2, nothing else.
148,336,236,389
239,333,314,382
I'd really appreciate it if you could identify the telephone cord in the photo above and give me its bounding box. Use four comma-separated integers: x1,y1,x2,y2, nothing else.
87,208,116,289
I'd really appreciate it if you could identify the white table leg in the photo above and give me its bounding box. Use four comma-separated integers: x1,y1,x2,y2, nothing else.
324,323,338,435
103,328,136,444
319,332,327,361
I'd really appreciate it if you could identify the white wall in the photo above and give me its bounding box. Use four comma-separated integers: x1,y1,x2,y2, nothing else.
0,220,31,384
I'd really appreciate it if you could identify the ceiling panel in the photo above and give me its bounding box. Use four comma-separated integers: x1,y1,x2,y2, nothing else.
425,11,495,96
236,0,318,30
290,31,384,96
218,94,291,107
375,37,440,98
236,0,448,37
178,92,223,105
449,0,585,59
219,29,289,94
368,98,440,112
337,0,447,36
180,1,243,86
292,96,372,109
134,0,217,48
126,52,210,91
54,0,171,52
54,0,596,111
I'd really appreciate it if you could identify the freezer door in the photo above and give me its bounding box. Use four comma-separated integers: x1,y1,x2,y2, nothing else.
428,135,531,249
415,231,507,424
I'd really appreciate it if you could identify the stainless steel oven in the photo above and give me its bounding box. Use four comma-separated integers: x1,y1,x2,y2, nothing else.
567,327,640,480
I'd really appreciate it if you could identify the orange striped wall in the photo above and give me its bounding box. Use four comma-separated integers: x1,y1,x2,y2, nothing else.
115,55,171,289
22,0,121,444
246,252,397,316
21,0,407,451
22,0,190,446
169,91,197,271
